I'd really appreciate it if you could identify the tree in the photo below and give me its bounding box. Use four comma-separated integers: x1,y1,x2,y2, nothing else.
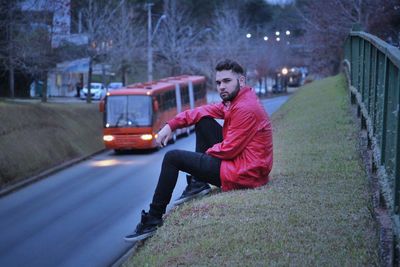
0,0,65,100
193,5,250,82
295,0,400,75
240,0,274,30
15,21,55,102
367,0,400,43
79,0,124,103
0,0,24,98
107,1,145,85
152,0,206,77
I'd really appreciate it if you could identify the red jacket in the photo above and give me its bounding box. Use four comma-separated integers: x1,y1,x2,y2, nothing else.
168,87,273,191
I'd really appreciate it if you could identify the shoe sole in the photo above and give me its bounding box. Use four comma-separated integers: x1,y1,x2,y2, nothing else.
174,188,212,205
124,231,155,242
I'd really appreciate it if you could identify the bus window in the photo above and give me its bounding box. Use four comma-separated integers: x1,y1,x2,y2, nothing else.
194,83,206,101
106,95,152,127
152,96,159,112
162,90,176,110
181,85,190,105
155,94,164,111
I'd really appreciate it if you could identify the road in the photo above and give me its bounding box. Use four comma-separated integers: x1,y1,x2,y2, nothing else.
0,94,290,267
261,95,290,115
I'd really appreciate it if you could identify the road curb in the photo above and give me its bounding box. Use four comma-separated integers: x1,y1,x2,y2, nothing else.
111,242,140,267
0,149,106,197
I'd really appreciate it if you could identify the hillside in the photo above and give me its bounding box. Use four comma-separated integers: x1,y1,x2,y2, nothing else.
0,100,104,188
126,74,379,266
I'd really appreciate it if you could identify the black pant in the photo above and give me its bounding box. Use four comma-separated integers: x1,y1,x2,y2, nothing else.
150,117,223,218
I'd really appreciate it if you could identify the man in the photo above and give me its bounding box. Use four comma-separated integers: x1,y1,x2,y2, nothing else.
75,82,82,98
124,59,273,242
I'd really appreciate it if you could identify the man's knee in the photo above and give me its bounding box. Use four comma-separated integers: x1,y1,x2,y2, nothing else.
164,149,182,163
195,117,215,132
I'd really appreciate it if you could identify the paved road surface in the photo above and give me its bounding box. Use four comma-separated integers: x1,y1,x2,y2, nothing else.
0,94,290,267
261,95,290,115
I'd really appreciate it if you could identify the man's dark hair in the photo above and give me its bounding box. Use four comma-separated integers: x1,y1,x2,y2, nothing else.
215,59,245,75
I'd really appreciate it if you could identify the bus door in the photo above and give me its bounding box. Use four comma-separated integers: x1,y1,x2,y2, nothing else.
188,81,195,110
175,83,182,113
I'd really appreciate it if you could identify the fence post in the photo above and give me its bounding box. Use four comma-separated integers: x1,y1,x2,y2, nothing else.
351,36,355,86
394,73,400,215
393,72,400,264
380,56,389,165
352,37,360,93
360,39,365,102
372,47,379,135
366,42,372,114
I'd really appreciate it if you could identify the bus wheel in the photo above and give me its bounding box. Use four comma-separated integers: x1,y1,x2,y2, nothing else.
170,133,177,144
184,127,190,137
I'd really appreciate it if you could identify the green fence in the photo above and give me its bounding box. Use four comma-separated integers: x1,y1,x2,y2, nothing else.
344,31,400,263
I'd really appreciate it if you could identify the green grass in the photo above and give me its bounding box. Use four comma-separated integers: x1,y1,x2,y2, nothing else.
125,74,379,266
0,100,104,187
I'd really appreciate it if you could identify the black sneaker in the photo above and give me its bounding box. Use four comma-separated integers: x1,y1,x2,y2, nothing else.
124,210,163,242
174,176,211,205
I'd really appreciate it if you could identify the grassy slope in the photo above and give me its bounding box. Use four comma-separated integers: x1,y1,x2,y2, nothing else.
0,100,103,186
126,75,379,266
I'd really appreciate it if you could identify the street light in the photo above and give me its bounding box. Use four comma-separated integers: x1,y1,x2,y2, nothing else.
286,30,291,36
275,31,280,36
147,3,166,82
263,36,268,41
281,67,288,93
246,33,252,38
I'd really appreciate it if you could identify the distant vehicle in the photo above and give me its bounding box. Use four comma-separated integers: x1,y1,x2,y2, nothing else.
287,67,303,87
299,67,308,79
99,75,208,151
80,83,106,100
107,82,123,91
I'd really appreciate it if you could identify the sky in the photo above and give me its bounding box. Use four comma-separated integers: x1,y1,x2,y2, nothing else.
265,0,294,4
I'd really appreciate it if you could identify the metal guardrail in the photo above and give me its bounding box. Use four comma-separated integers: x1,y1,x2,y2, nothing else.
344,31,400,264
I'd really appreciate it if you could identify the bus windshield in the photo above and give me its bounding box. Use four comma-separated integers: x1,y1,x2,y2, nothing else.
106,95,152,127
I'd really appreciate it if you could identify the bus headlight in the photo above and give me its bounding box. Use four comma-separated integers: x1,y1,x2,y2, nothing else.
103,135,114,142
140,134,153,140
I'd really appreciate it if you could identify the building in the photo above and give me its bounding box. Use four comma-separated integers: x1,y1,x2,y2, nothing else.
21,0,94,97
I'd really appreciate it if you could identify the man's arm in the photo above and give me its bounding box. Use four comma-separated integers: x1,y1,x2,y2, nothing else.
206,110,258,160
156,103,224,147
168,103,225,131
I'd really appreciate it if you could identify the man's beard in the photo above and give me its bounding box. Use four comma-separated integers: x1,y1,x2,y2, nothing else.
220,80,240,102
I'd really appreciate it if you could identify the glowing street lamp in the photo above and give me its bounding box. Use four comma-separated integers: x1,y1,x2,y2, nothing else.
246,33,252,38
286,30,291,36
275,31,280,36
276,37,280,42
263,36,268,41
281,67,289,92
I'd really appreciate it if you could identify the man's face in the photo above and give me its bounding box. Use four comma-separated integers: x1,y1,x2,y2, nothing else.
215,70,245,101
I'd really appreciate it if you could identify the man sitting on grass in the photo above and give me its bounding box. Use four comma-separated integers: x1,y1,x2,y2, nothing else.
124,59,273,242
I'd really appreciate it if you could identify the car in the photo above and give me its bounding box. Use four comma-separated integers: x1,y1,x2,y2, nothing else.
80,82,106,100
107,82,123,91
287,67,303,87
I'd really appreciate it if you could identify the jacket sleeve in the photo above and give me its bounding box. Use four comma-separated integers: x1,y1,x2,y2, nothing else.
206,109,258,160
168,103,225,131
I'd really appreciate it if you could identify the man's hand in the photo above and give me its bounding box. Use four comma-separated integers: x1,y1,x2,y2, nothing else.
156,124,172,147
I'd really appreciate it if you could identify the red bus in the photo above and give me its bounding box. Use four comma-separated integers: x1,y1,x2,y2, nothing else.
99,75,207,151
